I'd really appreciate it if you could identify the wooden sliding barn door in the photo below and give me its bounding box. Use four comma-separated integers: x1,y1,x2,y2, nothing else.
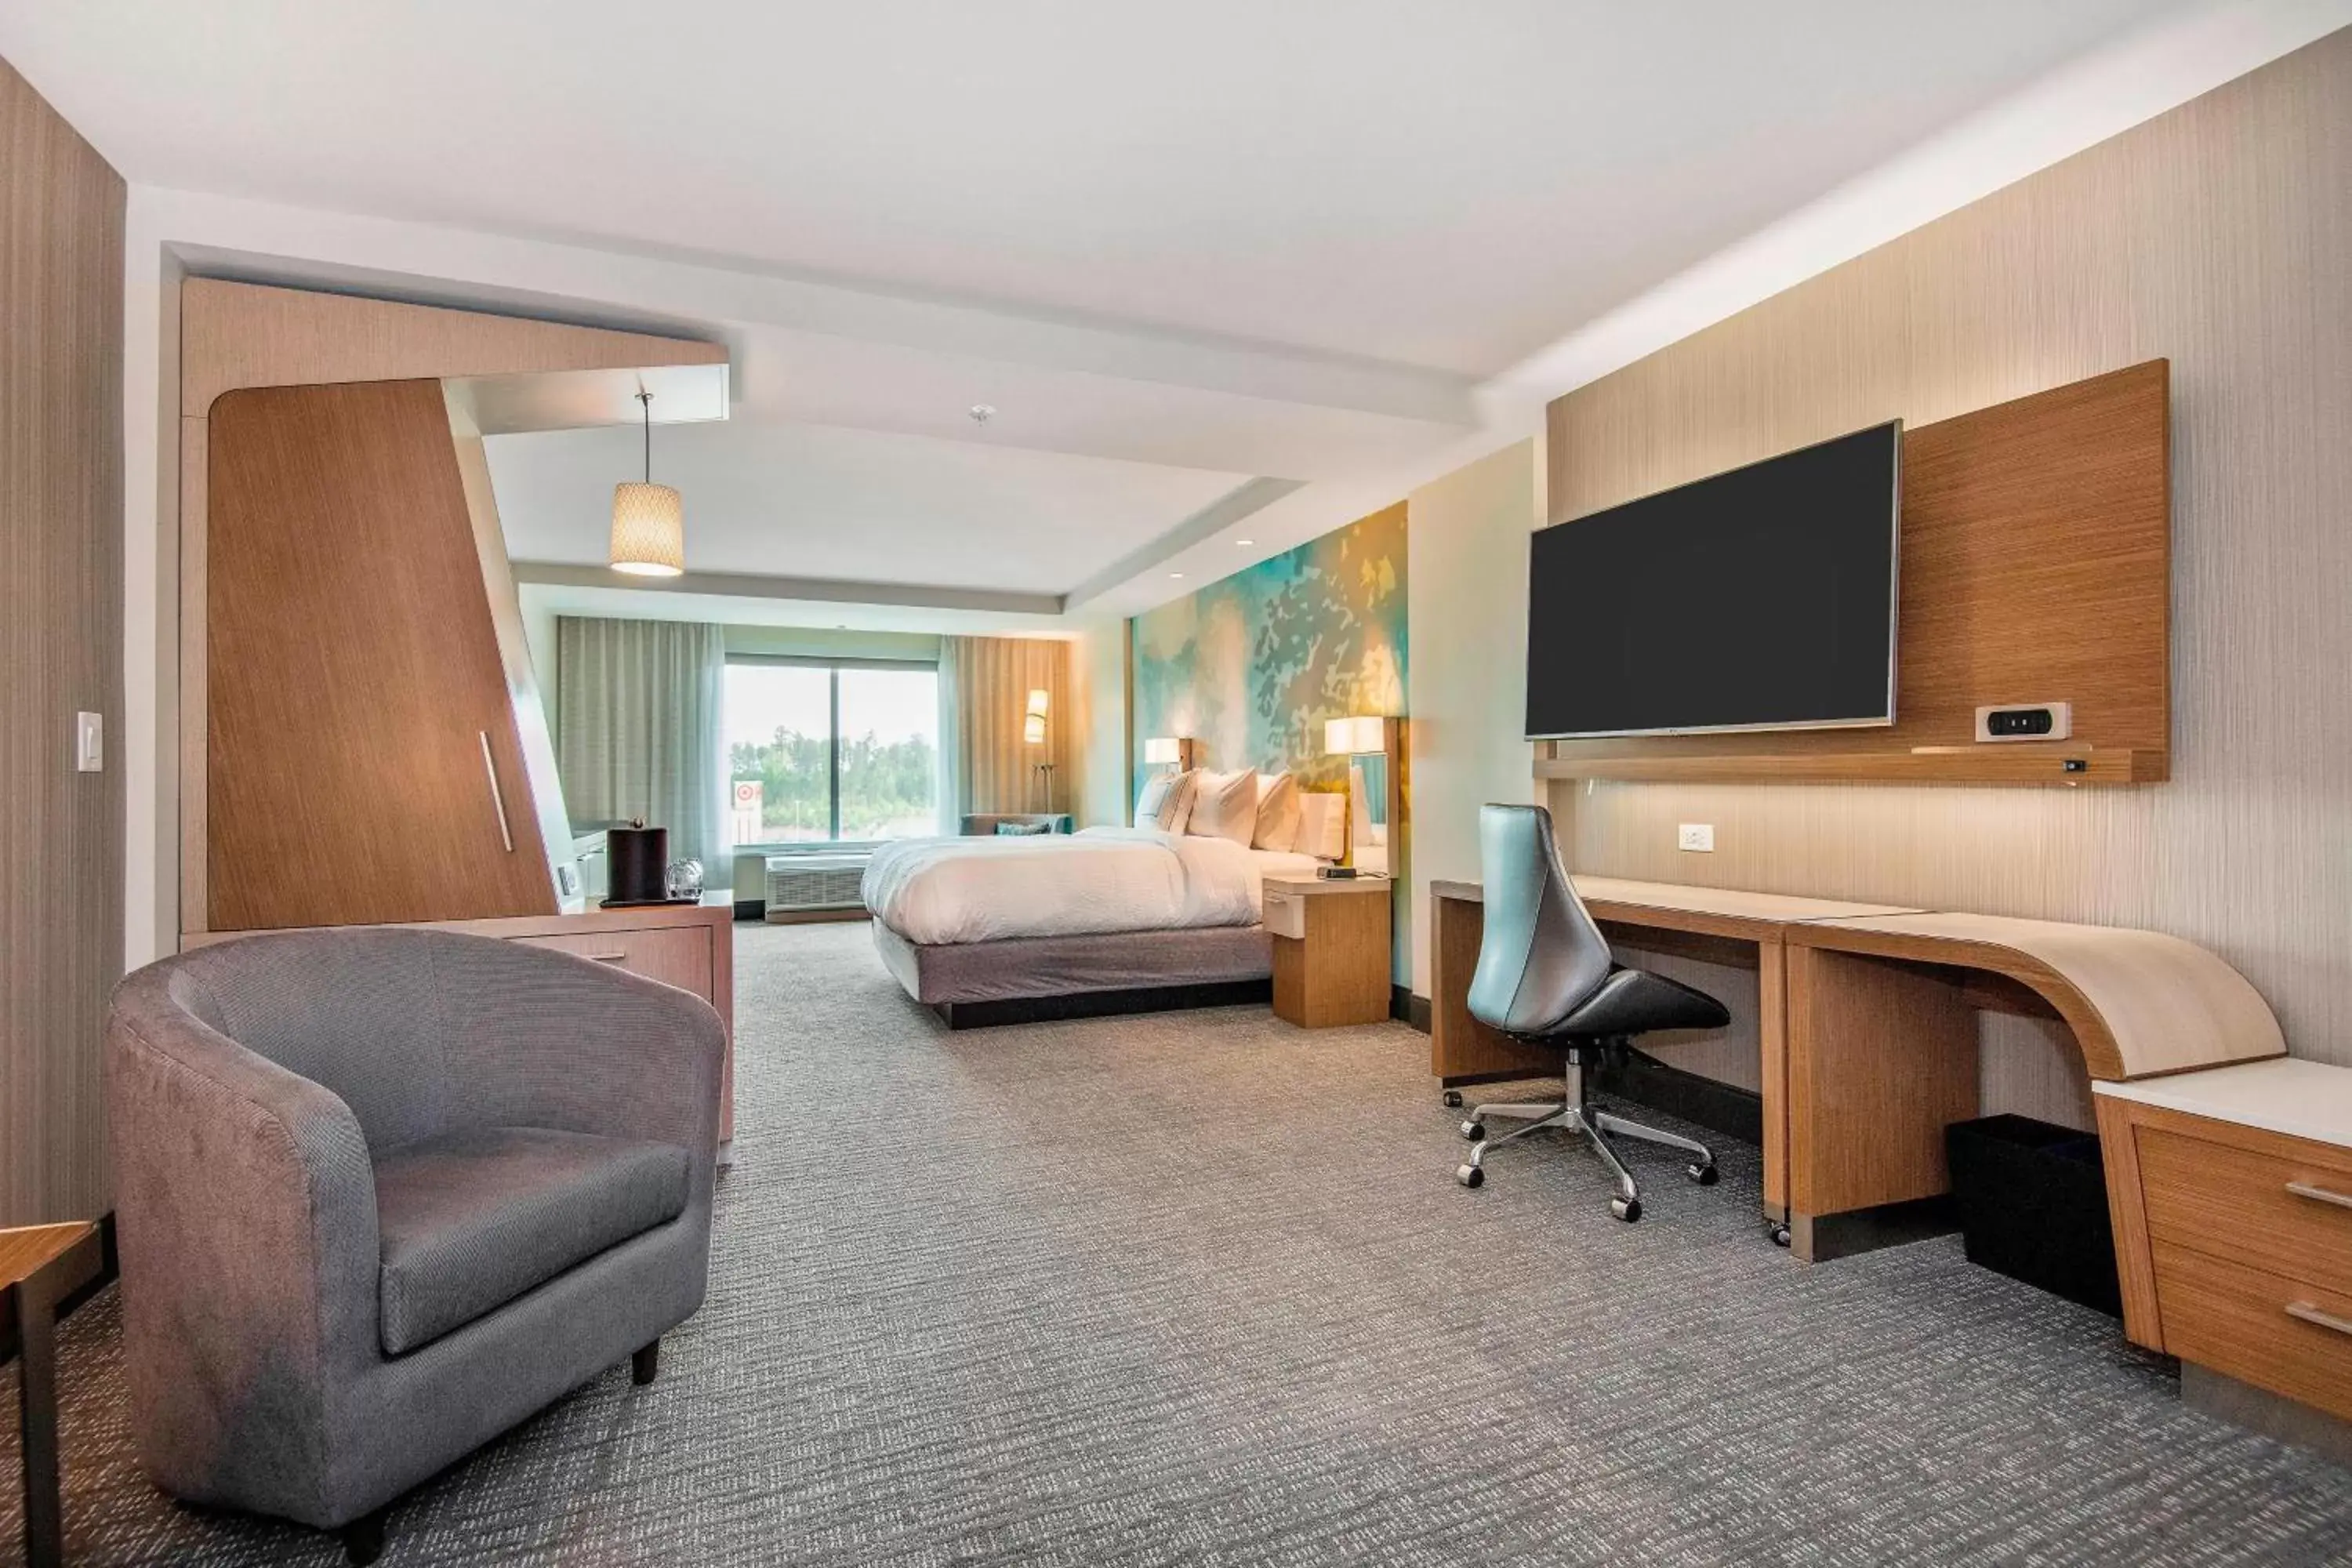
206,379,557,930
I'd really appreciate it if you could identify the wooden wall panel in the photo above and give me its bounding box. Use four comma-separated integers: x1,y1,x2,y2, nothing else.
206,382,558,929
1,58,125,1225
1544,29,2352,1086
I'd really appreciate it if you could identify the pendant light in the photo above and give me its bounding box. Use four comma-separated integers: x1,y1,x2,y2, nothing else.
609,389,685,576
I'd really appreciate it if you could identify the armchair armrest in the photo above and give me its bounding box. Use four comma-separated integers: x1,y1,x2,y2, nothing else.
427,935,725,1163
103,967,383,1521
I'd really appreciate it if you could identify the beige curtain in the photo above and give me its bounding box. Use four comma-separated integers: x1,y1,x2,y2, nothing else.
944,636,1071,817
554,617,729,877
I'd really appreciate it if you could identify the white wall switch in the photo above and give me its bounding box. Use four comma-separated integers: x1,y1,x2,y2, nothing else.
1677,822,1715,852
75,711,103,772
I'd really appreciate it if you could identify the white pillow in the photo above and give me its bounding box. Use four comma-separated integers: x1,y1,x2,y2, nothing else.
1251,771,1301,851
1135,768,1196,831
1185,768,1258,848
1294,791,1346,860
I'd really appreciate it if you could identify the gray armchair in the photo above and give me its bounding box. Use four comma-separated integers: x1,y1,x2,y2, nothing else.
103,927,724,1563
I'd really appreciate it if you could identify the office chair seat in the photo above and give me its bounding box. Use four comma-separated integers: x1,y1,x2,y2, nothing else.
1552,967,1730,1039
1454,804,1732,1221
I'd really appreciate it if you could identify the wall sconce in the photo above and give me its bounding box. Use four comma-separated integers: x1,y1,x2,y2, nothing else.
1323,715,1388,757
1143,736,1197,770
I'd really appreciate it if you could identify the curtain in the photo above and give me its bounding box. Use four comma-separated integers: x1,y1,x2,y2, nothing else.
946,636,1071,818
935,637,967,834
554,617,728,883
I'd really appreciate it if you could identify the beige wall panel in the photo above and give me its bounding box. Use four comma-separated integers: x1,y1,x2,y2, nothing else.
1541,31,2352,1088
1,57,126,1224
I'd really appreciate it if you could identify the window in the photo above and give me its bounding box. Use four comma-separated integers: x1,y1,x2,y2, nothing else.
725,659,938,846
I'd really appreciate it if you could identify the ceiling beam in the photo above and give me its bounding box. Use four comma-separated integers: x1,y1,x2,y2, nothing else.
1062,477,1307,610
510,561,1065,616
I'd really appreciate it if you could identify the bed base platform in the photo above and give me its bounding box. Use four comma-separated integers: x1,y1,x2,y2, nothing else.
872,918,1274,1031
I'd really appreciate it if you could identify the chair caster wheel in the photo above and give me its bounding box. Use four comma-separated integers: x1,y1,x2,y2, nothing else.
1768,1221,1791,1247
1610,1196,1642,1222
1457,1163,1484,1189
1459,1120,1486,1141
1689,1163,1719,1186
1442,1090,1464,1108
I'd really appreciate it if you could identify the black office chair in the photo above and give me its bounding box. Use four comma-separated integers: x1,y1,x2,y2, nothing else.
1457,804,1730,1220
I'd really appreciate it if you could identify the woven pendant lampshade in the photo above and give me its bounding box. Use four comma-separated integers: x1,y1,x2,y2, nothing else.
609,390,685,576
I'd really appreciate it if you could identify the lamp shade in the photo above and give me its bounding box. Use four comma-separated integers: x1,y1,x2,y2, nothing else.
1025,688,1051,718
609,481,685,576
1143,737,1181,765
1324,715,1388,756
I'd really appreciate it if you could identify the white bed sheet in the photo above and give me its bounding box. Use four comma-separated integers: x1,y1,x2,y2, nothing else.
862,826,1322,945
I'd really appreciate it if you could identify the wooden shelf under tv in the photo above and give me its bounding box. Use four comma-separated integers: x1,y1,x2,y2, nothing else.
1534,746,2166,787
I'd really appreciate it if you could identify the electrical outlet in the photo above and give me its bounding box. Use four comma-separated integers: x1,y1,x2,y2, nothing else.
1677,822,1715,852
75,711,103,772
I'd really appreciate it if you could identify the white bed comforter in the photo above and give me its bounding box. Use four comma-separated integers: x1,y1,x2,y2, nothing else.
862,827,1319,945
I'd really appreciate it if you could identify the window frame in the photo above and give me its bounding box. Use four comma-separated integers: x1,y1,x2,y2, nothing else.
725,653,938,851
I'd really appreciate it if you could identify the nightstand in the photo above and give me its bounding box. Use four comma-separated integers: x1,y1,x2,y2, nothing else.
1265,874,1393,1028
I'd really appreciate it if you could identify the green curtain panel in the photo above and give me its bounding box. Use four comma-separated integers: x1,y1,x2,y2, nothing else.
554,617,728,881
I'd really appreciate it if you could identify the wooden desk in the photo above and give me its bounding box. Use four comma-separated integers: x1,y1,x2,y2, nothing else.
1428,878,2285,1261
1429,877,1919,1232
4,1222,104,1568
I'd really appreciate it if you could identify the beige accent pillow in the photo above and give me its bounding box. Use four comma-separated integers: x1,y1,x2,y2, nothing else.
1251,771,1301,851
1135,768,1196,831
1294,790,1346,860
1185,768,1258,847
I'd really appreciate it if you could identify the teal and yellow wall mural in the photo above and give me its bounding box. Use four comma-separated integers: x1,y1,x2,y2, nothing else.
1131,502,1406,788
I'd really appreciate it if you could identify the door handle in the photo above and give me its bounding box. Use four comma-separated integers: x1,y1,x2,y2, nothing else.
478,731,515,853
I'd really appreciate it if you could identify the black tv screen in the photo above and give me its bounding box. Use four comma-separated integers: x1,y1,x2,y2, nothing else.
1525,422,1900,739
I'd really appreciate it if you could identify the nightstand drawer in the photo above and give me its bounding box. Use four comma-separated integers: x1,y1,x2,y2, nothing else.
1261,887,1305,940
2154,1239,2352,1422
2139,1125,2352,1298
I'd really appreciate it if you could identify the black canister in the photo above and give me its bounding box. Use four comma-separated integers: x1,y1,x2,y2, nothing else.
605,821,670,904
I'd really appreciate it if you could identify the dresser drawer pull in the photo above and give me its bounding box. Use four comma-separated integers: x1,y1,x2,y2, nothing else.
2285,1301,2352,1338
2286,1181,2352,1210
581,951,630,964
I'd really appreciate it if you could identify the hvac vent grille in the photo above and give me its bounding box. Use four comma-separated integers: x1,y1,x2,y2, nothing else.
764,855,869,917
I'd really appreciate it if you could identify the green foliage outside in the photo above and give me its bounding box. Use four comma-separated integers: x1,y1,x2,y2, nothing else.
731,728,937,841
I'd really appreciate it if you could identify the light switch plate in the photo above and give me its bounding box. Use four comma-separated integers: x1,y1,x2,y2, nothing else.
1677,822,1715,852
75,711,103,772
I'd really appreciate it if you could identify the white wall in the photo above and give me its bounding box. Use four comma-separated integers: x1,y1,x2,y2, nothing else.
1402,439,1540,996
1069,616,1129,829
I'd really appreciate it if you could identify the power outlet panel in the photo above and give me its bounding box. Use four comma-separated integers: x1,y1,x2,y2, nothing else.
1677,822,1715,853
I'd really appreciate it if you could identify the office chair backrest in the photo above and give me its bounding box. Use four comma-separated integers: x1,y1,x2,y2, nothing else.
1468,804,1613,1036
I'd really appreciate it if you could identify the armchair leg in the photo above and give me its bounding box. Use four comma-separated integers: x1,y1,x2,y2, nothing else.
339,1506,388,1566
632,1338,661,1386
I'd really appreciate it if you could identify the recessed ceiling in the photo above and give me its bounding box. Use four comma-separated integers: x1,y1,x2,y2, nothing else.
4,0,2209,376
485,416,1250,595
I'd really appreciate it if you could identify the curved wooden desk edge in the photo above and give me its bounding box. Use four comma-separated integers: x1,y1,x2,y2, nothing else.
1788,913,2286,1082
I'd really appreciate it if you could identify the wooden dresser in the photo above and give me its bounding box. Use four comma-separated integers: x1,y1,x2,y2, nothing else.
2099,1060,2352,1428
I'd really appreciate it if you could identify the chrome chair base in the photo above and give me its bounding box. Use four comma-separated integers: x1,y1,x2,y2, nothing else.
1453,1048,1718,1221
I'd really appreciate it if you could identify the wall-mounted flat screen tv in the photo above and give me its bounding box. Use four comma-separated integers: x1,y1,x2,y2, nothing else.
1525,422,1901,740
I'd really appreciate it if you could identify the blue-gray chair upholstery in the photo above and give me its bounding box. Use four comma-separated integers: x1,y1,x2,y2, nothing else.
103,927,724,1548
1455,804,1730,1219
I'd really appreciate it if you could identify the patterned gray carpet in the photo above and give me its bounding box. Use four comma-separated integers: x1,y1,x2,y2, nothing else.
8,921,2352,1566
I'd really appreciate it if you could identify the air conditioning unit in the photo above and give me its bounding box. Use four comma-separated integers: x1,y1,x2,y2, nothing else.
764,855,869,920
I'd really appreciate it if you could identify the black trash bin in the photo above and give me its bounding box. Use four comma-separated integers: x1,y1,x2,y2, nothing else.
1944,1113,2122,1317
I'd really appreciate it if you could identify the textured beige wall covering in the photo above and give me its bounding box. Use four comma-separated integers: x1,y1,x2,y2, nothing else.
1544,30,2352,1081
1,56,125,1223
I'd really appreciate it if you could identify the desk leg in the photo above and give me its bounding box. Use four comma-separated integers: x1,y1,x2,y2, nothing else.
1430,895,1552,1085
1785,945,1978,1262
1759,938,1788,1227
15,1277,64,1568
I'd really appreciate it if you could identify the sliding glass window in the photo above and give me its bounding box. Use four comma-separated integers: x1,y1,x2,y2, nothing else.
724,658,938,847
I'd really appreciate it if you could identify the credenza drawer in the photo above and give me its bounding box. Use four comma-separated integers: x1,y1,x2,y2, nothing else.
2153,1239,2352,1422
510,924,715,1005
1261,887,1306,941
2138,1124,2352,1298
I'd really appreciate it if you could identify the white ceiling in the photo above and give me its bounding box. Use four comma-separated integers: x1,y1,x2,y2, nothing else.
486,415,1249,594
10,1,2211,376
3,0,2285,619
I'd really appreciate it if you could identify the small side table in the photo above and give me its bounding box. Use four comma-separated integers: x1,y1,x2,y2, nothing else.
1265,874,1394,1028
3,1222,103,1568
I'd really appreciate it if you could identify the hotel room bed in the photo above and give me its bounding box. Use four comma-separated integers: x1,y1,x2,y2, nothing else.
863,825,1323,1026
